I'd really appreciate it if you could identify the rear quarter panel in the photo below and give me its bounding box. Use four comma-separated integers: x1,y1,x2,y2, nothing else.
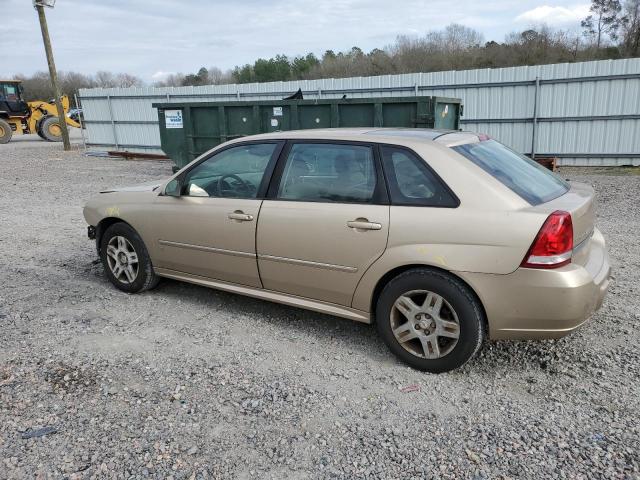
350,143,551,311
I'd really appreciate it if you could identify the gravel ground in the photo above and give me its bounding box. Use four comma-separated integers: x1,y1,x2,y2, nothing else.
1,135,639,479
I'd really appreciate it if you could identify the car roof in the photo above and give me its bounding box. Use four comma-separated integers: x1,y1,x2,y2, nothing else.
241,128,482,148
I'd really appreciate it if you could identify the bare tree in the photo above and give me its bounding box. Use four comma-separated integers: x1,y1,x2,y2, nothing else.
93,71,142,88
621,0,640,55
60,71,95,105
582,0,623,48
153,73,185,87
94,71,117,88
14,71,54,101
115,73,143,88
206,66,234,85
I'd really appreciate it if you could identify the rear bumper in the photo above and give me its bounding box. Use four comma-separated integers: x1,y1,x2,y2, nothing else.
456,228,611,340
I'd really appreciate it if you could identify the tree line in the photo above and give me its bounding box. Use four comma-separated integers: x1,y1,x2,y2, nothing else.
158,0,640,86
14,71,143,105
157,0,640,86
10,0,640,99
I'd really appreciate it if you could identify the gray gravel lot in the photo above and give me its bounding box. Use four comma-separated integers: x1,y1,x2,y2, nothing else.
1,135,639,479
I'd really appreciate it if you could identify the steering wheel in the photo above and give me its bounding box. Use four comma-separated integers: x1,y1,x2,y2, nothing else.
216,173,252,197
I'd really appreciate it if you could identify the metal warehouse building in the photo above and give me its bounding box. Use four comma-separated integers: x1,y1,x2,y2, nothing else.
79,58,640,166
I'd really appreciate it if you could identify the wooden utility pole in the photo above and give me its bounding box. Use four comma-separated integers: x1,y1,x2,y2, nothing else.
35,2,70,151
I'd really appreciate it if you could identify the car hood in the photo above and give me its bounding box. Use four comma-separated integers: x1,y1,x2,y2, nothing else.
100,179,166,194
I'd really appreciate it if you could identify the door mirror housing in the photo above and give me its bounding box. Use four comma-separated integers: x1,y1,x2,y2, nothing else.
164,178,182,197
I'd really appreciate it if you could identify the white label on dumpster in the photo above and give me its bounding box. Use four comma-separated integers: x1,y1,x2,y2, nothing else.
165,109,183,128
273,106,283,116
271,118,279,127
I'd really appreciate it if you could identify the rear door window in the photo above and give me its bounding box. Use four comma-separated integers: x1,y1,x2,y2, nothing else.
452,139,569,205
277,143,377,203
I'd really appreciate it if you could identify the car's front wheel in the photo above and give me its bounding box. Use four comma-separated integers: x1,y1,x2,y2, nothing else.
99,222,159,293
376,268,485,373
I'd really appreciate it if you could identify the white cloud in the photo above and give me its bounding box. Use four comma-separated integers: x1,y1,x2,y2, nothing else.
151,71,175,81
515,4,590,25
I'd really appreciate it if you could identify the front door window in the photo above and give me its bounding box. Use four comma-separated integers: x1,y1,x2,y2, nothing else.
182,143,278,198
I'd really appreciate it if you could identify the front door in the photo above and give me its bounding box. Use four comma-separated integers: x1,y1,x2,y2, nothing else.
257,142,389,307
152,142,282,287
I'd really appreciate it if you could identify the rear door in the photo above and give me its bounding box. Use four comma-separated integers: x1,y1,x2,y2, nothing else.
256,141,390,306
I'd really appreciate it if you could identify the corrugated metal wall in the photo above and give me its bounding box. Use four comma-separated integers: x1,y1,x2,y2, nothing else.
79,58,640,166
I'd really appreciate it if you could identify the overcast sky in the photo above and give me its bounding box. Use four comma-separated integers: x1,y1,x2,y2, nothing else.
1,0,590,82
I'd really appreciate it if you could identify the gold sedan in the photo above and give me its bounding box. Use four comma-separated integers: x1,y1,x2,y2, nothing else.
84,129,611,372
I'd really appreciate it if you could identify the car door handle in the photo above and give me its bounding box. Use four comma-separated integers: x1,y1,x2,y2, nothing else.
228,211,254,222
347,219,382,231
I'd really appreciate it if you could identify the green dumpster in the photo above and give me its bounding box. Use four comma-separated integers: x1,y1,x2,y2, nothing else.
153,96,462,169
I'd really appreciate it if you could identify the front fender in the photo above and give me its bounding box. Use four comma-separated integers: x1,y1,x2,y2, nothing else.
83,192,159,260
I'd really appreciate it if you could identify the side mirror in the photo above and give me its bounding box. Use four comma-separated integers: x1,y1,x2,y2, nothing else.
164,178,182,197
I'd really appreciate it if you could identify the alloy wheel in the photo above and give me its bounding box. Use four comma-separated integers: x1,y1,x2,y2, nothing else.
105,236,139,284
390,289,460,359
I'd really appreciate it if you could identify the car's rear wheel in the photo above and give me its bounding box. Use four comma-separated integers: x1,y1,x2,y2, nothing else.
376,268,485,373
100,222,159,293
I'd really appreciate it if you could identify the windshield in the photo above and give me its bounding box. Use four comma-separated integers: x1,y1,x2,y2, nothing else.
452,140,569,205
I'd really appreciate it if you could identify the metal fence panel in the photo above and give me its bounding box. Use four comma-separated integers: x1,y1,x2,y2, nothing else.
79,58,640,165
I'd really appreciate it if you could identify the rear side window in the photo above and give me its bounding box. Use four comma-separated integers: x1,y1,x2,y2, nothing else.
380,146,458,207
453,140,569,205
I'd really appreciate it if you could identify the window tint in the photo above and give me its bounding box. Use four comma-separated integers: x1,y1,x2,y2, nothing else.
278,143,376,203
381,146,458,207
453,140,569,205
182,143,277,198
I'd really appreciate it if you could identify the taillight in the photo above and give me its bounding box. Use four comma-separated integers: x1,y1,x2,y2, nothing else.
521,211,573,269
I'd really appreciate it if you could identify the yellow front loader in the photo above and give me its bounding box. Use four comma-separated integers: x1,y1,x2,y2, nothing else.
0,80,81,144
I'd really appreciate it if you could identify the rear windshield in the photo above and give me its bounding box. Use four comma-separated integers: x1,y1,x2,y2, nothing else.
452,140,569,205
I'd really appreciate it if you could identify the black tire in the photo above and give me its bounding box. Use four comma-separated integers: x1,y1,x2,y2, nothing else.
40,116,62,142
99,222,159,293
375,268,485,373
0,118,12,144
36,118,47,139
